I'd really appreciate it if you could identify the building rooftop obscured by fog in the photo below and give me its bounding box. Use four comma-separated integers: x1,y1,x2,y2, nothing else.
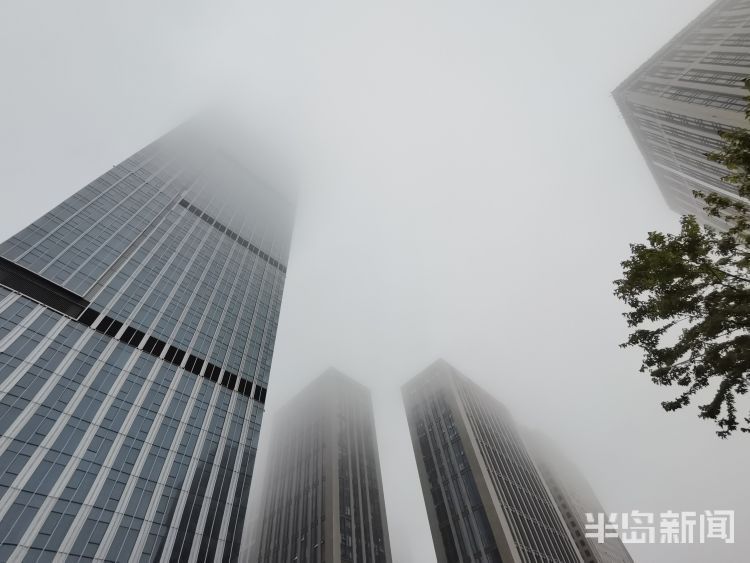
0,125,293,561
614,0,750,225
525,431,635,563
254,369,392,563
402,360,583,563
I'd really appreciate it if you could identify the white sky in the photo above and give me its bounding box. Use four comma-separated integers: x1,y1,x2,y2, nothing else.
1,1,748,562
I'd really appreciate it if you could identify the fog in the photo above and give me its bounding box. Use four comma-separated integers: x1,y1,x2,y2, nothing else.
1,1,748,562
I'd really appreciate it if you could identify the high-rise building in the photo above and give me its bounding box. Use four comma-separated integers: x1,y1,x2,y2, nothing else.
524,432,634,563
613,0,750,223
402,360,583,563
255,369,392,563
0,125,294,562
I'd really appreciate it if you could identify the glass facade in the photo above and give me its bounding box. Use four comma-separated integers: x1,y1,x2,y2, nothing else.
613,0,750,224
403,361,583,563
0,130,293,562
255,371,392,563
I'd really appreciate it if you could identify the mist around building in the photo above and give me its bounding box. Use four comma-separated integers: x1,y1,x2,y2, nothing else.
0,1,749,562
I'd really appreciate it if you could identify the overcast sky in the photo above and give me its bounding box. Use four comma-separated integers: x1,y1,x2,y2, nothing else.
1,1,748,562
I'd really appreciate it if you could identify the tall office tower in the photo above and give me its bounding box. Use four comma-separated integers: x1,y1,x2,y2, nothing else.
402,360,583,563
0,125,294,562
255,370,392,563
524,433,634,563
613,0,750,224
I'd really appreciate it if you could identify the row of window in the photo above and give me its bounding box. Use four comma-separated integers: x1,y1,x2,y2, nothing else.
648,66,747,87
79,308,266,403
635,81,747,110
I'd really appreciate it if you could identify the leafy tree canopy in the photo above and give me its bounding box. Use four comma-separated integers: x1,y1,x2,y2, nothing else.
614,82,750,438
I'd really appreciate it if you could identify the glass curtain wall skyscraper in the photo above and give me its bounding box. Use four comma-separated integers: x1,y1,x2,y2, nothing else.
613,0,750,224
0,125,294,562
402,360,583,563
254,370,392,563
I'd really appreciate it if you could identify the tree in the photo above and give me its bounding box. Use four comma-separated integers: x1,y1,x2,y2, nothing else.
614,82,750,438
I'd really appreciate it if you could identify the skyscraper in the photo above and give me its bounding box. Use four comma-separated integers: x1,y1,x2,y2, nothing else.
0,125,294,561
613,0,750,223
524,432,634,563
255,369,392,563
402,360,583,563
